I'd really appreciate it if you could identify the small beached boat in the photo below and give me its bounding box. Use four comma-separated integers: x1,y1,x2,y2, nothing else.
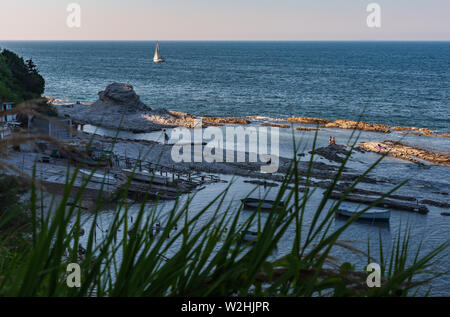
122,168,171,185
69,152,109,167
242,230,259,243
79,169,117,185
336,204,390,223
153,41,165,63
241,198,288,212
239,230,279,250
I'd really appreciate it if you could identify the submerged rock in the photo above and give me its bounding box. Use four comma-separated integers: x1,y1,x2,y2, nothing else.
420,199,450,209
296,126,318,131
261,123,291,129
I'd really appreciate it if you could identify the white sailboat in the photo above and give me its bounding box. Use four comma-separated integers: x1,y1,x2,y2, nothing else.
153,41,165,63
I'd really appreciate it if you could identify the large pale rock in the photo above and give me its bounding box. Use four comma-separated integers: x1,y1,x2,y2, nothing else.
55,83,262,132
93,82,150,113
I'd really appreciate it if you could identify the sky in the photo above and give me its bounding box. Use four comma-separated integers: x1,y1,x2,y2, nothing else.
1,0,449,41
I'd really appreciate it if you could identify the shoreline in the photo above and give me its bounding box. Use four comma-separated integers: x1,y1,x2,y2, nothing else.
51,100,450,138
11,125,448,209
50,96,450,166
4,132,448,214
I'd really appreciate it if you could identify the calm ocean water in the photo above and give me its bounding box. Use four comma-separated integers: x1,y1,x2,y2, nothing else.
1,41,449,132
1,41,449,295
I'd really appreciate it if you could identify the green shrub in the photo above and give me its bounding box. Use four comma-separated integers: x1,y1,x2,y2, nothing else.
0,49,45,103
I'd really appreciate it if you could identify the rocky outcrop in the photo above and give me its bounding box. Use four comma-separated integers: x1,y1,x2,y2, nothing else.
325,120,390,133
288,117,390,133
359,140,450,166
296,126,318,131
392,126,450,138
54,83,166,132
261,123,291,129
310,144,350,163
416,132,450,138
93,82,150,113
55,84,213,132
143,110,208,129
391,126,433,133
201,116,250,125
420,199,450,209
288,117,332,125
286,116,448,137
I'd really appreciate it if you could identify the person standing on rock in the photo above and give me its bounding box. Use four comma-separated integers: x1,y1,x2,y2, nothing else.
163,129,170,145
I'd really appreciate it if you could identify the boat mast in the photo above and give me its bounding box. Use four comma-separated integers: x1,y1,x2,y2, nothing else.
154,41,160,60
153,41,164,63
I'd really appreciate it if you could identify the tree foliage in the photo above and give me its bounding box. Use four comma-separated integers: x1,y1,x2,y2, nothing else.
0,49,45,103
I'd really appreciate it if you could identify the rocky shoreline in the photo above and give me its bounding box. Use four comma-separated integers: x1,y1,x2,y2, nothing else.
359,140,450,166
51,83,449,138
50,83,450,171
67,131,449,213
3,114,449,216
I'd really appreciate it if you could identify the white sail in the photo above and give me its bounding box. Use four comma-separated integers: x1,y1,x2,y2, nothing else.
153,42,164,63
153,42,160,60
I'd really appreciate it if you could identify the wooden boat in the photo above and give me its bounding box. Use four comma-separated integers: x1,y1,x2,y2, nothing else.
122,168,171,185
70,154,109,167
116,171,194,201
128,224,166,237
336,204,390,223
79,169,117,185
241,198,287,212
239,231,279,250
330,192,429,214
242,230,258,243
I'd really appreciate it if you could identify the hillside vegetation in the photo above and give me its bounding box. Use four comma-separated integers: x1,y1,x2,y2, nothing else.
0,49,45,102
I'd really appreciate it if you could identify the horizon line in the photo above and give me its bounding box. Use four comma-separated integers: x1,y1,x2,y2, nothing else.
1,39,450,42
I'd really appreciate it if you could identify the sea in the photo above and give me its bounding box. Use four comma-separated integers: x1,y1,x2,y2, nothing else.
1,41,449,296
0,41,449,132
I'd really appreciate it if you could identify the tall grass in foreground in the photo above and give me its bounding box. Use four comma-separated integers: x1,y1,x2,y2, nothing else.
0,102,448,296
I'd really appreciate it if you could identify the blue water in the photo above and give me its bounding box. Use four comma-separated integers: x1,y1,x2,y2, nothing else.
2,41,449,296
1,41,449,132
